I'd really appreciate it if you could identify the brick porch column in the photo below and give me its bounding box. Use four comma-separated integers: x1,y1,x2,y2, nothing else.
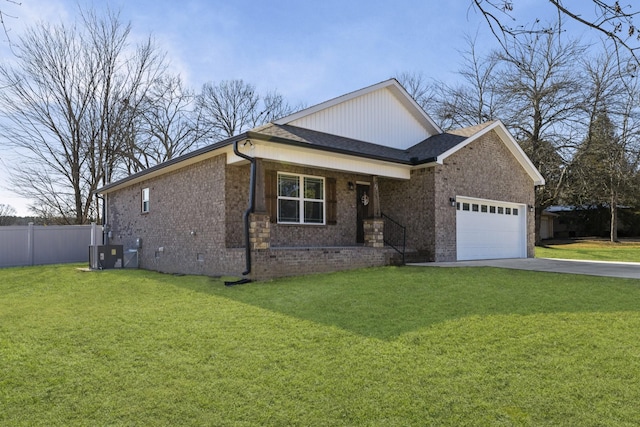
363,218,384,248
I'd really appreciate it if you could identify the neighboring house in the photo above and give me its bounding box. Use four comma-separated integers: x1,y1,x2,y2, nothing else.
545,205,638,238
97,79,544,280
540,210,557,240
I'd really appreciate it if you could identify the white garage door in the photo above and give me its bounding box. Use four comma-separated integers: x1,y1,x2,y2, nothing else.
456,197,527,261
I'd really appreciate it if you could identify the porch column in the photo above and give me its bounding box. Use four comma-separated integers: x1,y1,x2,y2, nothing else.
363,218,384,248
254,159,267,214
249,213,270,250
372,176,381,218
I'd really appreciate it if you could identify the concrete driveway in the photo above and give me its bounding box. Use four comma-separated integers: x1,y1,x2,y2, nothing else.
411,258,640,280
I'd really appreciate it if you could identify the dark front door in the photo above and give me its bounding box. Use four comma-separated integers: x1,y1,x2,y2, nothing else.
356,184,371,243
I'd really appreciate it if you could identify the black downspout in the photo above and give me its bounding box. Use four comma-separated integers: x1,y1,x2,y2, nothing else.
232,139,256,279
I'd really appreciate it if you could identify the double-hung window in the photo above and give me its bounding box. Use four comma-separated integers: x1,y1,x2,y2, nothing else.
277,173,324,224
141,187,150,213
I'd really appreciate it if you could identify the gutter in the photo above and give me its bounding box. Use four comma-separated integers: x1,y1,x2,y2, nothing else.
247,131,415,166
225,139,256,285
96,133,250,195
246,130,439,167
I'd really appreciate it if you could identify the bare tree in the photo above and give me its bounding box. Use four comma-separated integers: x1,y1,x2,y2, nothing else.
471,1,640,66
492,33,587,242
197,79,299,141
397,38,505,130
0,203,16,225
565,48,640,240
122,74,207,173
0,0,20,55
436,36,505,130
565,50,624,207
606,64,640,239
197,80,260,140
396,71,439,111
256,90,301,127
0,6,166,224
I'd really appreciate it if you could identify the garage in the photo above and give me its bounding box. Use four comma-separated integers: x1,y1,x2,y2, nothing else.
456,196,527,261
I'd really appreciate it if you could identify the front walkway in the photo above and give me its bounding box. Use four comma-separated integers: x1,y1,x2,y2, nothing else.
410,258,640,280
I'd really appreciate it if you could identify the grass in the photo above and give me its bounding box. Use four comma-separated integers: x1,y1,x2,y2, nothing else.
2,264,640,425
536,238,640,262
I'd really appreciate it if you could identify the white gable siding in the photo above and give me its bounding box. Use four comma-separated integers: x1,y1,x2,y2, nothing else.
288,88,431,149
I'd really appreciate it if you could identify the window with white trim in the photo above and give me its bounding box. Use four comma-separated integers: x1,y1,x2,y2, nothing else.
141,187,150,213
277,173,325,224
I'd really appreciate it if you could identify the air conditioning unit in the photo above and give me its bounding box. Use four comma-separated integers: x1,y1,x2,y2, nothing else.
89,245,124,269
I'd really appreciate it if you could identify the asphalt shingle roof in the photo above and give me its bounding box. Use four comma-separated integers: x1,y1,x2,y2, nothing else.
405,133,467,163
251,123,469,165
98,122,480,193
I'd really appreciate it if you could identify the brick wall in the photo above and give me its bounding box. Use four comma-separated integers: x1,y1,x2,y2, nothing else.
378,168,436,259
106,154,394,279
104,128,535,277
378,129,535,262
225,163,250,248
251,246,394,280
263,161,371,247
106,153,245,276
433,130,535,261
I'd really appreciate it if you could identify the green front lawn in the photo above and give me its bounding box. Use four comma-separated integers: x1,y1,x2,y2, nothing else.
2,264,640,426
536,239,640,262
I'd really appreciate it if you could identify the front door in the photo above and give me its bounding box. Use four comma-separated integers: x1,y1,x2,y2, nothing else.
356,184,371,243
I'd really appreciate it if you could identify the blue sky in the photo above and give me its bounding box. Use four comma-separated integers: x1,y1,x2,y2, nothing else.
0,0,593,215
123,0,500,103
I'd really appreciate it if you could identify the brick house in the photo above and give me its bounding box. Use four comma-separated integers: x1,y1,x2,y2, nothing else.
97,79,544,280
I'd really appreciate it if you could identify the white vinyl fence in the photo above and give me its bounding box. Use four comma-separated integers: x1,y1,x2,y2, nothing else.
0,223,101,268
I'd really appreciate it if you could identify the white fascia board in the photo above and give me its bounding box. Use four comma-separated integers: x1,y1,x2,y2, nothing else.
437,121,546,186
229,140,411,180
275,79,441,135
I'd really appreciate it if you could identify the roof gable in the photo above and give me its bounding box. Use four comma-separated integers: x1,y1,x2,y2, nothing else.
97,83,545,195
435,121,545,186
274,79,441,150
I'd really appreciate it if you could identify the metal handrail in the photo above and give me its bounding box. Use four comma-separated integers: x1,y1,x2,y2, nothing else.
380,212,406,265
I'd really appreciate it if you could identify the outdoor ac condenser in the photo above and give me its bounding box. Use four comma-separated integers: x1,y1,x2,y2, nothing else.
89,245,123,269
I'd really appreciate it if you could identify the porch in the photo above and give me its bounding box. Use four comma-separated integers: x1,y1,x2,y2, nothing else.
247,213,407,280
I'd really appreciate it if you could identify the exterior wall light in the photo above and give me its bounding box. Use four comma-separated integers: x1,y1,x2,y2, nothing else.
348,181,355,191
449,197,456,207
528,204,535,212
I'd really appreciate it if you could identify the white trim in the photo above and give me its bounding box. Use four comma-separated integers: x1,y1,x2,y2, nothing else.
437,121,545,186
228,140,411,180
100,136,413,196
141,187,150,213
277,172,326,225
275,79,442,135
